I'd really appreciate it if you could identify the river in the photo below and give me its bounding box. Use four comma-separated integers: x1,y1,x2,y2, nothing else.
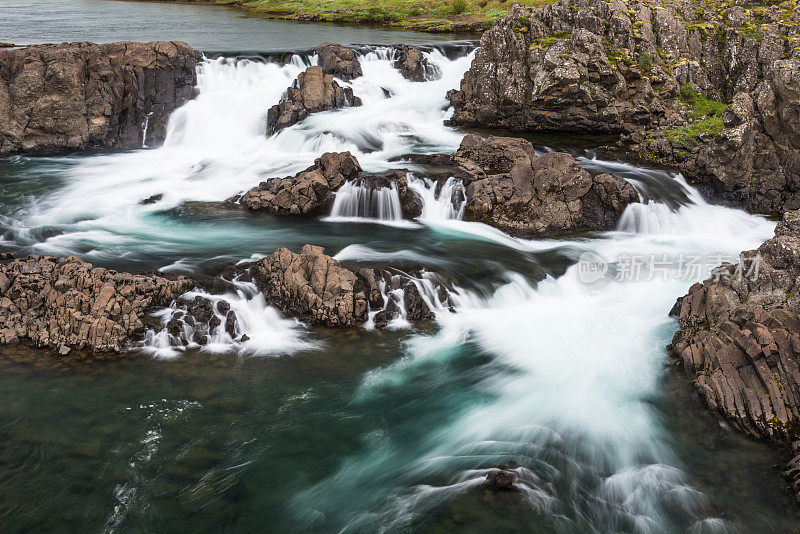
0,1,798,532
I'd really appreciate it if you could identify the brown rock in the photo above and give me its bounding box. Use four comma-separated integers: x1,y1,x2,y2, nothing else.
315,43,362,81
0,41,202,156
391,44,440,82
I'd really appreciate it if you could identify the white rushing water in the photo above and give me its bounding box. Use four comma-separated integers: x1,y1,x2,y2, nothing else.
0,44,780,531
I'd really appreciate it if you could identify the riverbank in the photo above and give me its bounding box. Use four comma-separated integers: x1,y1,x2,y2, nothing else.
133,0,556,32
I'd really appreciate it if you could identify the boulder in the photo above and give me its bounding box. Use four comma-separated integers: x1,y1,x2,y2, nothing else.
485,463,518,490
315,43,362,81
158,295,240,347
0,255,193,353
240,151,362,215
391,45,440,82
0,41,201,156
266,65,361,134
411,135,637,237
249,245,435,328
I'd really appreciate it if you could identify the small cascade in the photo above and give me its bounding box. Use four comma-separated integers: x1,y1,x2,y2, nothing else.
328,181,404,221
408,175,465,221
141,112,153,148
141,278,316,359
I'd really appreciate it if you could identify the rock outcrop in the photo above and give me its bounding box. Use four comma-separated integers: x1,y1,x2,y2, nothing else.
391,45,440,82
407,135,637,237
239,152,423,219
0,255,193,353
266,65,362,134
0,41,201,156
159,295,241,347
447,0,800,216
315,43,362,81
250,245,435,328
240,152,362,215
671,211,800,441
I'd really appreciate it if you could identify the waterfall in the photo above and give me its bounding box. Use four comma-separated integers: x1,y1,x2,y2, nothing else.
328,181,404,221
408,174,465,221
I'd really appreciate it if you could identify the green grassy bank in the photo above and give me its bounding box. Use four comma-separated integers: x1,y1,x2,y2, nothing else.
154,0,555,32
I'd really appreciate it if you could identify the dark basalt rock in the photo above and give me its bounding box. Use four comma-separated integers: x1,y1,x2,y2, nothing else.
0,41,202,156
266,65,361,134
391,44,440,82
485,463,519,490
0,255,193,353
156,294,240,347
406,134,637,237
239,152,423,219
139,193,163,205
670,211,800,501
315,43,362,81
249,245,435,329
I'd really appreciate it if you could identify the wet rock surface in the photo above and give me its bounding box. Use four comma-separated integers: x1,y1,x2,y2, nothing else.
159,295,240,347
315,43,362,81
408,134,637,237
266,65,361,134
391,44,440,82
0,255,193,353
671,211,800,499
485,463,519,490
249,245,434,328
0,41,201,156
239,152,422,219
448,0,800,216
240,151,362,215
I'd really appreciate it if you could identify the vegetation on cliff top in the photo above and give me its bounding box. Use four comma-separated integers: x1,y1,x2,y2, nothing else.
154,0,556,32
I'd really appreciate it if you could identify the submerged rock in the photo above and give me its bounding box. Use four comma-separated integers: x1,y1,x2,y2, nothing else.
485,463,519,490
391,44,440,82
0,255,193,353
315,43,362,81
266,65,362,134
240,151,362,215
409,134,637,237
0,41,201,156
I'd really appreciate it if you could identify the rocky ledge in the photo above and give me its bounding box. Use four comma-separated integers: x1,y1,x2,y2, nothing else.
250,244,434,328
0,254,192,353
407,134,638,237
315,43,362,82
391,44,441,82
669,211,800,500
238,151,422,218
266,65,361,134
0,41,202,156
446,0,800,216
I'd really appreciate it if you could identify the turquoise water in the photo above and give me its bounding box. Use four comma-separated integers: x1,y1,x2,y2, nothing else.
0,5,799,532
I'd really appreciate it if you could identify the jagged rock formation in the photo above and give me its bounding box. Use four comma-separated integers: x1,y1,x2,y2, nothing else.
448,0,800,215
671,211,800,441
266,65,361,134
239,152,361,215
0,255,193,353
391,45,440,82
250,245,434,328
670,211,800,498
315,43,362,81
406,135,637,237
238,151,423,218
0,41,201,156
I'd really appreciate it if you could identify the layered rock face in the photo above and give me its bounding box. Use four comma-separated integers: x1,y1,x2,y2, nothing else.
251,245,435,328
670,211,800,498
410,135,637,237
315,43,362,81
0,255,193,353
266,65,362,134
448,0,800,215
0,41,201,156
391,45,440,82
240,152,362,215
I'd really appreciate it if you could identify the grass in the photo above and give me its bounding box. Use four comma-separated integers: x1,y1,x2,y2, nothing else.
160,0,558,32
652,84,727,145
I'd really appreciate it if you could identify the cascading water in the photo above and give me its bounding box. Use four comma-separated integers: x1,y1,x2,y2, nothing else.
0,39,791,533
